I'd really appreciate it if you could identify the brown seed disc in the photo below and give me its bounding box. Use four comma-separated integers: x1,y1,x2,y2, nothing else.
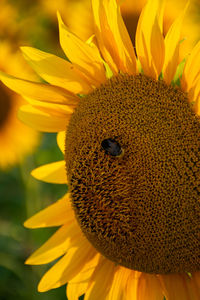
0,83,12,129
65,74,200,274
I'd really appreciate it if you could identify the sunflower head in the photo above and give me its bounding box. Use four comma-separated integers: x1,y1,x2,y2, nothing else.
0,0,200,298
66,73,200,274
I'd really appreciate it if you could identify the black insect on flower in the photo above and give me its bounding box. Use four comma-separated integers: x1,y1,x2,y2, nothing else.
101,138,123,157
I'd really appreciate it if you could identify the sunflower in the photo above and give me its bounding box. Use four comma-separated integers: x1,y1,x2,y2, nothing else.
0,0,200,298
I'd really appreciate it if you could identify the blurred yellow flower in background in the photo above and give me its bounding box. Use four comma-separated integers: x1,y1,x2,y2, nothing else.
0,0,39,169
0,42,38,169
1,0,200,299
41,0,94,42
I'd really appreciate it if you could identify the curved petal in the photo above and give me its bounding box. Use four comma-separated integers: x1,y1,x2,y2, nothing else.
92,0,137,75
137,273,164,300
126,271,141,298
38,239,96,292
57,131,65,154
21,46,92,94
192,79,200,116
31,160,67,184
158,273,194,300
24,96,74,114
57,12,106,86
18,105,70,132
0,71,79,108
106,266,131,300
67,253,101,300
163,2,189,84
24,194,71,228
135,0,165,79
85,258,116,300
181,40,200,104
191,272,200,299
26,222,82,265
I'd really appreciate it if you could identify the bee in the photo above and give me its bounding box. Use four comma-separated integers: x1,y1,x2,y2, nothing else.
101,138,124,157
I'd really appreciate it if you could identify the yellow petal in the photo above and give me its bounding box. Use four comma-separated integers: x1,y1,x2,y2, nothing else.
192,272,200,299
64,0,94,42
163,2,189,84
136,0,165,79
18,104,70,132
38,239,96,292
57,131,65,154
92,0,137,75
193,271,200,289
137,273,164,300
107,266,131,300
24,194,71,228
26,222,82,265
181,40,200,103
31,160,67,184
21,46,92,94
57,12,106,86
85,258,116,300
0,71,79,108
67,253,101,300
185,273,200,300
158,273,193,300
192,79,200,115
126,271,141,298
24,96,73,114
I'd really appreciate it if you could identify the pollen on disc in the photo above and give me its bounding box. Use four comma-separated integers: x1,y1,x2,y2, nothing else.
65,74,200,274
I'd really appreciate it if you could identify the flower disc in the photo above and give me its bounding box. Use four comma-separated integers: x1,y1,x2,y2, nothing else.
65,74,200,274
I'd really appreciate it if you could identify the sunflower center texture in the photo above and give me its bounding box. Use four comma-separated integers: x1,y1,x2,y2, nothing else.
65,74,200,274
0,83,12,129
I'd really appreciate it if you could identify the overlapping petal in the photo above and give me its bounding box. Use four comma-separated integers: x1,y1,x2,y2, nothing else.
67,253,101,300
24,194,71,228
136,0,165,79
158,273,196,300
193,79,200,115
26,222,82,265
137,273,164,300
126,271,141,298
192,272,200,299
92,0,137,75
38,239,96,292
106,266,131,300
85,258,116,300
31,160,67,184
18,104,69,132
0,71,79,107
163,2,189,84
181,40,200,104
21,46,93,94
57,12,106,86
